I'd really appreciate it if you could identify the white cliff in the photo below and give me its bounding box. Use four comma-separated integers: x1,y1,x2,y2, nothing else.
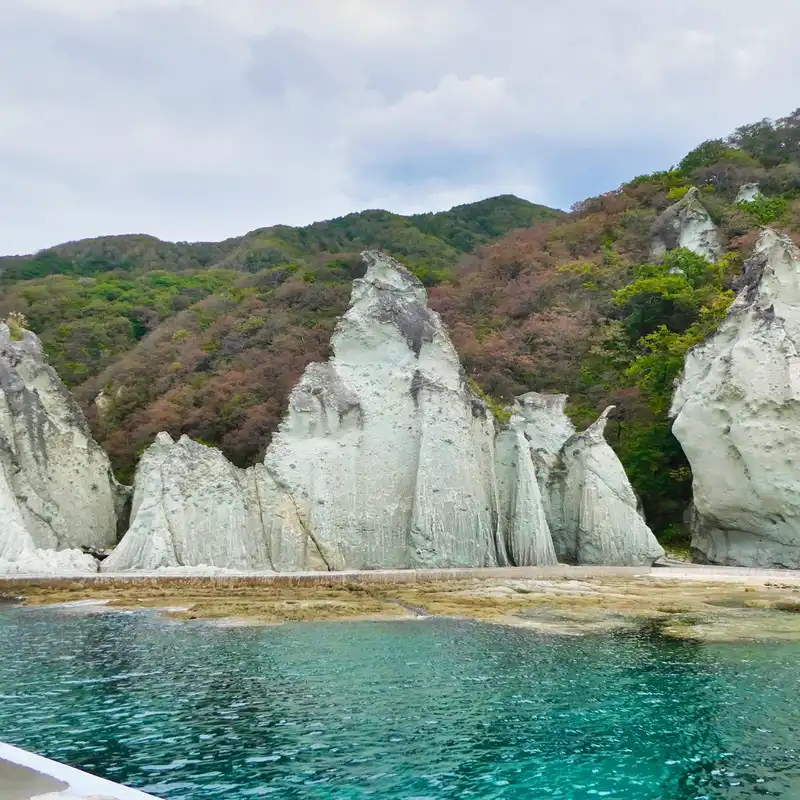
103,433,273,571
262,251,517,570
107,252,660,572
509,394,663,566
651,186,722,262
553,408,664,566
0,321,126,564
0,439,97,574
107,252,559,571
735,183,763,204
672,229,800,567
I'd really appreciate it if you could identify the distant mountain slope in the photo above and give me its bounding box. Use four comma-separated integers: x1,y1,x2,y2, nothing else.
0,195,561,387
0,194,560,282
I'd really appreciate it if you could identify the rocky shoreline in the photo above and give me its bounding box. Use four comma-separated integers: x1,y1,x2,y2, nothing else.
6,565,800,643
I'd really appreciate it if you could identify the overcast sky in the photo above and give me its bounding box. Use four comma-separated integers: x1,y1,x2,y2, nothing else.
3,0,800,254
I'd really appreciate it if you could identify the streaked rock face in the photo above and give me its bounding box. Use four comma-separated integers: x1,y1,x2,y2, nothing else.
672,229,800,567
553,408,665,566
510,394,663,566
107,253,553,571
0,456,97,574
0,322,126,573
102,433,271,572
735,183,762,204
651,186,722,262
107,252,660,572
262,251,514,570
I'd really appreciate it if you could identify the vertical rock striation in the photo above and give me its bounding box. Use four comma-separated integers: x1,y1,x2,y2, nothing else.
0,321,127,573
651,186,722,262
106,252,661,572
553,408,665,566
261,251,516,570
508,394,663,566
672,229,800,567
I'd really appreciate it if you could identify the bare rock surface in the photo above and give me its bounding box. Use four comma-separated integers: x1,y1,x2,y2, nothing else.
262,251,515,570
0,321,126,573
672,229,800,567
554,408,665,566
651,186,722,262
736,183,763,204
102,433,277,572
107,253,660,571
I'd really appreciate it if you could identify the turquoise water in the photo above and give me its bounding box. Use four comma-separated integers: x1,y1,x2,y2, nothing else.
1,608,799,799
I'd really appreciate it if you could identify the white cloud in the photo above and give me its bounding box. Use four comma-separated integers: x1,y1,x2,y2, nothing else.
2,0,800,253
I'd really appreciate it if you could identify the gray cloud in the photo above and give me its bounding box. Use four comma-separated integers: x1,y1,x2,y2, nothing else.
2,0,800,253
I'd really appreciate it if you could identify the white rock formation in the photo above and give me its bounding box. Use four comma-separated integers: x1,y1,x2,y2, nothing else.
651,186,722,263
103,433,274,571
0,457,97,574
672,229,800,567
509,394,663,565
0,322,127,557
735,183,763,204
107,252,661,571
262,251,518,570
553,408,665,566
107,253,559,571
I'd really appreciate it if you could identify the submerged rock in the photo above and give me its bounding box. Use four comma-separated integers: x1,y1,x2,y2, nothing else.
672,229,800,567
651,186,722,262
736,183,763,204
0,322,127,563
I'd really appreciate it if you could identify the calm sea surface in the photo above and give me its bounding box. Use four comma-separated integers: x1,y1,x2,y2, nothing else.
1,607,799,799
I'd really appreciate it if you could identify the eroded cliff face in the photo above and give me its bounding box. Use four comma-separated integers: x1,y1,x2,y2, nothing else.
106,253,554,571
0,322,126,572
651,186,722,262
0,457,97,574
106,252,662,572
735,183,763,204
553,409,665,566
508,394,663,566
672,229,800,567
263,251,513,570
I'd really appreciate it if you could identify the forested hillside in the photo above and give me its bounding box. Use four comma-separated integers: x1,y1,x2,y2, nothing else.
4,108,800,541
0,195,561,478
432,109,800,538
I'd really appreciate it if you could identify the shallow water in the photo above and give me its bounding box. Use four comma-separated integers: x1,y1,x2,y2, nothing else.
1,609,799,799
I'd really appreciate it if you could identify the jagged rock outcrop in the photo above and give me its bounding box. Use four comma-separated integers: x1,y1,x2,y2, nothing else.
552,408,664,565
735,183,762,204
107,252,662,571
0,457,97,574
672,229,800,567
107,252,557,571
261,251,521,570
509,394,663,566
651,186,722,263
103,433,288,572
0,322,128,565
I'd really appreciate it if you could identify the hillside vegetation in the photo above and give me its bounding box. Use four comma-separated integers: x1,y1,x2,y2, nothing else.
0,195,561,478
4,109,800,541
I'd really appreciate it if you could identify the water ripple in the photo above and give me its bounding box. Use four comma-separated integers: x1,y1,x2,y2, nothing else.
0,610,799,798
